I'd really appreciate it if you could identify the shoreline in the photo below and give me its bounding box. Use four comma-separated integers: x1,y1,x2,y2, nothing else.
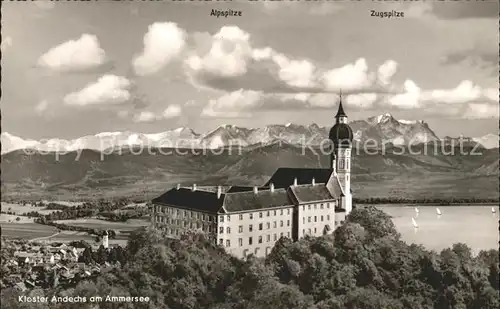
355,202,498,206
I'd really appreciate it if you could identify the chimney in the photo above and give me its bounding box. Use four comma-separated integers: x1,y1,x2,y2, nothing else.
217,186,222,199
270,183,275,193
312,178,316,186
253,186,258,194
192,184,197,191
176,184,181,190
293,178,298,187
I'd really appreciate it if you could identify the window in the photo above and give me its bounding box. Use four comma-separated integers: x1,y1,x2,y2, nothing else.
239,225,243,233
249,213,253,219
326,203,330,209
280,220,283,227
303,229,305,235
314,204,317,210
273,221,277,228
249,225,253,232
267,222,270,229
226,240,230,247
314,228,317,234
238,238,243,247
266,235,270,242
303,217,305,224
303,206,305,211
226,227,231,234
280,232,283,237
347,175,349,181
208,226,212,232
280,209,283,215
239,214,243,220
266,247,271,256
321,215,324,222
257,223,262,230
273,210,276,216
308,205,311,210
202,214,206,220
327,215,330,221
314,216,317,222
339,159,344,169
308,228,311,234
249,237,253,245
227,215,230,222
287,220,290,226
259,212,263,218
243,249,249,257
308,217,311,223
320,203,324,209
219,227,224,234
258,236,263,244
267,211,270,217
273,234,277,241
287,232,290,238
219,238,223,245
219,216,224,222
254,248,260,255
287,209,290,215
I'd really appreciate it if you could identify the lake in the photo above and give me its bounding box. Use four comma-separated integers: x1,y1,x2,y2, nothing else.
376,205,499,254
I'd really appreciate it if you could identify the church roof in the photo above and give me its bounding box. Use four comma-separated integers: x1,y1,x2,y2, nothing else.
223,188,292,212
288,184,334,203
265,168,333,188
335,97,347,118
153,169,351,213
152,188,225,213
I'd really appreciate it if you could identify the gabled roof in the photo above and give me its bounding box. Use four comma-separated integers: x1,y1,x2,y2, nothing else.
152,188,224,213
288,184,335,203
265,168,333,188
328,176,345,198
224,188,293,212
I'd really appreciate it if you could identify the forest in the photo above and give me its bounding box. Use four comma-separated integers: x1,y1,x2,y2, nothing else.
1,206,498,309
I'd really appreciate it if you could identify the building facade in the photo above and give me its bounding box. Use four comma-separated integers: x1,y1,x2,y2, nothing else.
152,97,354,259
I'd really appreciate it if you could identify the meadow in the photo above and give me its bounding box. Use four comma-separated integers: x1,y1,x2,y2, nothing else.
1,223,58,239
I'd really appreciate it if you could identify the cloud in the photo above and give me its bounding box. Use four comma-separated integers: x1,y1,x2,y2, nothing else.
38,34,107,72
132,104,182,122
441,42,498,76
430,1,498,20
463,103,499,119
64,75,132,106
186,26,399,95
1,36,13,52
35,100,49,113
133,22,187,76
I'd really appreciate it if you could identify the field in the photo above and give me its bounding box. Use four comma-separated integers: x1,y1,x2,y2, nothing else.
1,223,58,239
0,214,35,223
54,218,150,232
1,202,59,215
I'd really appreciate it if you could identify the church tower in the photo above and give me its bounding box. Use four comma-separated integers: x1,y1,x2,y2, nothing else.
327,92,353,214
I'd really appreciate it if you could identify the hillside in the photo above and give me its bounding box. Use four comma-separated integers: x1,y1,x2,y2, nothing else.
1,143,498,201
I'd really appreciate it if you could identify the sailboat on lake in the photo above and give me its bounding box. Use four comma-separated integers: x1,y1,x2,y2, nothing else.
412,217,419,228
436,208,442,216
492,207,496,214
414,207,419,214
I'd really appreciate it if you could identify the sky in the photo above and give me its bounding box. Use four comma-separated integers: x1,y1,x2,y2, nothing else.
1,0,499,139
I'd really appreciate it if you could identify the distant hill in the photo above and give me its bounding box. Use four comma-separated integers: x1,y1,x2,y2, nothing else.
1,142,498,201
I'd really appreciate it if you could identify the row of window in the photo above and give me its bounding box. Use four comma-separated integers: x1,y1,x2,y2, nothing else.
219,232,291,247
155,206,213,221
219,208,292,223
243,247,272,257
302,215,330,224
302,202,332,211
155,216,214,232
219,220,291,234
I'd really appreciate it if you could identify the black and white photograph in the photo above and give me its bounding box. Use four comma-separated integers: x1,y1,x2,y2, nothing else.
1,1,499,308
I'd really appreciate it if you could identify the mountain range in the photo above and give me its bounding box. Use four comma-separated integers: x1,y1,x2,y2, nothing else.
1,114,498,154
